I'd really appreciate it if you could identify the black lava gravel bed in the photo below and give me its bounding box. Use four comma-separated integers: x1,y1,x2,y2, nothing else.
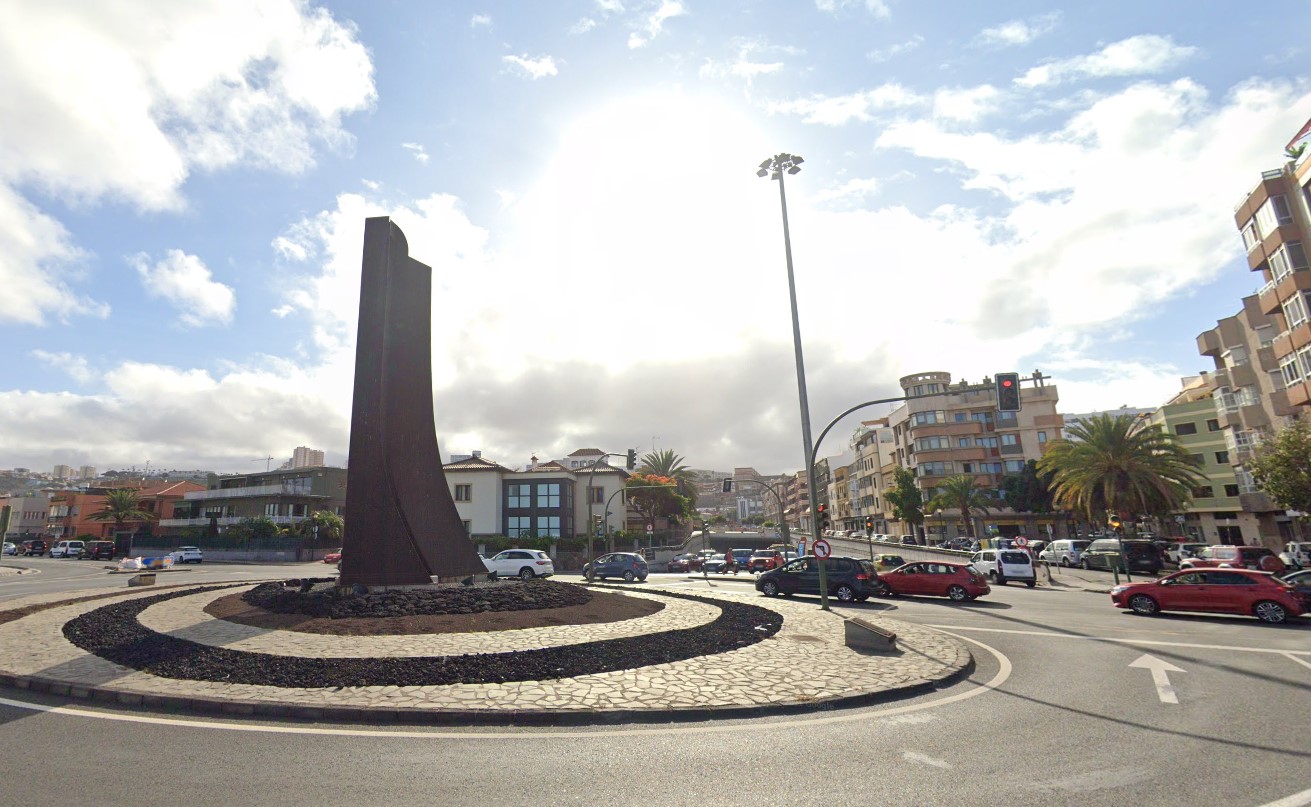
62,584,784,688
241,578,591,619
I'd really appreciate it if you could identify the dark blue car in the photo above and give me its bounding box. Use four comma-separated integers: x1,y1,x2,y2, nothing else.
585,552,649,582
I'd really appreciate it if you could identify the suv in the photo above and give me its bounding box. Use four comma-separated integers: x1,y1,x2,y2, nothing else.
80,540,116,560
21,539,48,556
49,539,86,559
755,555,882,602
723,548,755,573
1081,539,1163,575
1181,544,1284,573
483,548,554,579
585,552,649,582
970,549,1037,587
170,546,204,564
1039,539,1090,567
748,549,785,572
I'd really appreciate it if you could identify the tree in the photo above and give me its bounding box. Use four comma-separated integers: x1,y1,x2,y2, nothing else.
884,467,924,536
1036,413,1206,527
244,516,280,541
624,473,691,531
928,475,994,539
1246,418,1311,516
87,488,156,535
999,460,1054,513
639,449,698,508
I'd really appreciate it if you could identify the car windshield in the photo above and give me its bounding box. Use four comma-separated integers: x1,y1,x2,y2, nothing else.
1000,551,1030,563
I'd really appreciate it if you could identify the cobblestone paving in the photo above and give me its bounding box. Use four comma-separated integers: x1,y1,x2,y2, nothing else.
0,582,971,719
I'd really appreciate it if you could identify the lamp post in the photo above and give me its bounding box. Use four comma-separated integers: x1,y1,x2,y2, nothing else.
757,152,828,610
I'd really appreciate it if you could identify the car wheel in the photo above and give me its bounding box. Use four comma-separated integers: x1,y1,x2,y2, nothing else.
1128,594,1159,616
622,570,636,582
855,595,869,602
1025,580,1036,588
1080,559,1091,570
947,585,969,602
761,580,779,597
1059,558,1070,567
1254,600,1288,624
835,584,856,602
519,567,535,580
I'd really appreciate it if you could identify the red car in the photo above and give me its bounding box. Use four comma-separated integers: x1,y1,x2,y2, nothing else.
1111,568,1304,624
877,561,991,601
749,550,785,572
323,549,342,564
1180,544,1285,573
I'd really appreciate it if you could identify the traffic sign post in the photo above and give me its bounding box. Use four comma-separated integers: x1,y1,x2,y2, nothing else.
1015,536,1028,547
813,538,832,559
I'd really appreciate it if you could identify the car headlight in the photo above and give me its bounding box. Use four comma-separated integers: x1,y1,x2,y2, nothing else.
1110,586,1127,595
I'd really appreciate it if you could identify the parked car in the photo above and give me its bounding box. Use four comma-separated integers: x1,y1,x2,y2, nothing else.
1039,539,1090,567
170,546,204,564
21,539,48,556
1080,539,1163,575
1161,541,1210,565
484,548,554,579
79,540,116,560
323,549,342,564
1284,541,1311,569
871,554,907,572
701,553,728,573
755,555,882,603
1180,544,1284,573
748,549,785,572
667,553,695,573
584,552,649,582
1279,568,1311,602
899,535,918,545
49,540,85,559
721,548,754,574
877,561,991,601
2,541,17,555
938,538,973,552
970,549,1037,587
1110,568,1305,624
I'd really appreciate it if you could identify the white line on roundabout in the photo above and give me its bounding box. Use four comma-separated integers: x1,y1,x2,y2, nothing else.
0,629,1011,740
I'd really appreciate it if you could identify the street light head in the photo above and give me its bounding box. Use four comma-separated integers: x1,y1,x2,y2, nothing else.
787,165,801,175
759,158,774,170
792,156,804,165
756,168,769,177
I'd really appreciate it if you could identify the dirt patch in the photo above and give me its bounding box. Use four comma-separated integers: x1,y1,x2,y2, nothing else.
204,587,664,635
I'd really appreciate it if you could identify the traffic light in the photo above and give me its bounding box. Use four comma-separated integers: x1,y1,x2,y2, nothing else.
1109,515,1122,532
626,448,637,470
995,372,1022,412
865,517,874,537
722,479,733,493
817,503,830,531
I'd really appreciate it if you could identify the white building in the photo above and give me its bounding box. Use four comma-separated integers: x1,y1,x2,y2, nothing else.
291,446,326,468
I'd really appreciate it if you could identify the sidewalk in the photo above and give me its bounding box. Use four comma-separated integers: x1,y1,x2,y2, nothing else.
0,580,973,725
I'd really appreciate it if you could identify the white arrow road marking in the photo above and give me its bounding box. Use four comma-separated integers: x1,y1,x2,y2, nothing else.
1129,653,1185,704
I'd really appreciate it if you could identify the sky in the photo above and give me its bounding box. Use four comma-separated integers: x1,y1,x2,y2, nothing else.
2,0,1310,477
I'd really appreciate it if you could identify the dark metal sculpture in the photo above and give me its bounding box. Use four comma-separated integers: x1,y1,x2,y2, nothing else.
338,217,486,586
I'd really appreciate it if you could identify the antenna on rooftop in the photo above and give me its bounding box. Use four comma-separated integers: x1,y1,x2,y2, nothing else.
251,456,275,471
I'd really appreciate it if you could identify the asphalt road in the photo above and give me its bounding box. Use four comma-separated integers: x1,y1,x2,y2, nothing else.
1,559,1308,807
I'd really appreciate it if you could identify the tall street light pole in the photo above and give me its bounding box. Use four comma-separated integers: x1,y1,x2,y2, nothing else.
758,152,828,611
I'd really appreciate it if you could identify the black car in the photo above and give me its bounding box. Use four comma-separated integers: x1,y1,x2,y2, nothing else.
1080,538,1163,575
79,540,116,560
754,555,883,603
21,539,48,556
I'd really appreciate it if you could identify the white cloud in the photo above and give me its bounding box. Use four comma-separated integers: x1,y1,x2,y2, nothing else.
627,0,685,49
765,84,925,125
131,249,236,328
868,35,923,63
0,184,108,325
812,176,880,205
30,350,97,384
933,85,1000,123
596,0,625,11
401,142,430,164
1016,35,1199,88
271,304,295,318
502,54,559,79
815,0,891,18
570,18,598,34
470,14,492,28
975,13,1060,47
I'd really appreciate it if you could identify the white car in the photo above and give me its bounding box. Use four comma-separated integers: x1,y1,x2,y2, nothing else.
170,546,204,564
970,548,1037,587
483,549,553,580
2,541,16,556
50,540,86,559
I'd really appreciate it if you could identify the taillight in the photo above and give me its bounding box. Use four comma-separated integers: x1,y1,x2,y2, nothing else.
855,572,869,581
536,560,550,565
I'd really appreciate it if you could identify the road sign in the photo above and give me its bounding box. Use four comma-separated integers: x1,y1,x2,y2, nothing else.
1015,536,1028,547
645,524,653,533
813,538,832,558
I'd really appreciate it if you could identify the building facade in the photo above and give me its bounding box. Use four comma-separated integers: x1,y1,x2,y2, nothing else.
160,468,345,535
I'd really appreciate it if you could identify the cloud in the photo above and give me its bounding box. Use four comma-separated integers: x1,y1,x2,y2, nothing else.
570,18,598,34
933,85,1000,123
502,54,559,79
627,0,685,49
469,14,492,28
815,0,891,18
401,142,430,164
1016,35,1199,88
0,0,374,326
765,84,925,125
975,13,1060,47
868,35,923,63
30,350,97,384
812,176,880,205
131,249,236,328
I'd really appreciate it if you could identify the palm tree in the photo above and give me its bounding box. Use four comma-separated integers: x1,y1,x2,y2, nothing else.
87,488,156,535
928,475,994,539
639,449,698,509
1036,413,1206,528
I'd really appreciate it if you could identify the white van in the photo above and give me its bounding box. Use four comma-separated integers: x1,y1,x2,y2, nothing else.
50,539,85,559
1284,542,1311,569
1038,539,1090,567
970,549,1036,587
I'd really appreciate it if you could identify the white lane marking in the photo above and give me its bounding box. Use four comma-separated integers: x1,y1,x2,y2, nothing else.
1282,652,1311,672
0,631,1011,739
924,624,1311,656
1257,785,1311,807
1128,654,1185,704
902,751,951,769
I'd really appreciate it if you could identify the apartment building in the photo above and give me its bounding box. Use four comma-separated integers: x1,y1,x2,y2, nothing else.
160,468,345,536
291,446,326,469
1,492,51,541
47,481,203,540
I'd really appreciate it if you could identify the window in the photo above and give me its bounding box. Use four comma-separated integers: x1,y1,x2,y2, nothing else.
1191,485,1213,498
1255,194,1292,234
1001,434,1019,446
507,516,532,537
536,483,560,508
912,410,945,425
1004,460,1025,473
975,436,998,448
1280,355,1304,387
1215,451,1229,464
1298,344,1311,380
454,484,472,502
264,503,279,517
1283,292,1309,328
507,484,532,509
461,520,472,535
957,437,971,447
1174,422,1198,436
1223,484,1240,497
916,436,951,450
971,411,994,424
1240,218,1260,251
954,412,969,422
1269,241,1309,281
1037,431,1047,444
917,461,954,477
996,411,1018,425
535,516,561,537
588,486,604,504
1206,419,1221,432
1190,453,1205,465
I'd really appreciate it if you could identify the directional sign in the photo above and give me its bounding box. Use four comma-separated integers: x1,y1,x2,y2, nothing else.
813,538,832,559
1129,653,1185,704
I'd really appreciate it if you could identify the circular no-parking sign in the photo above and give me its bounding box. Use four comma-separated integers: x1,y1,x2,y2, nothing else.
1014,536,1028,547
813,538,832,558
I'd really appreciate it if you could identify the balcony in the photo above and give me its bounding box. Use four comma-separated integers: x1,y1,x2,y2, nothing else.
184,484,328,501
158,515,305,528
